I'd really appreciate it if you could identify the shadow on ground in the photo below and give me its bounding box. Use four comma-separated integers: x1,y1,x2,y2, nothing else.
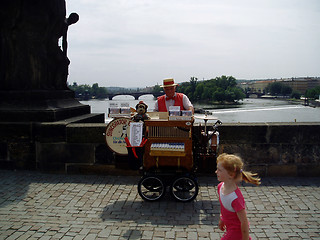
101,197,221,226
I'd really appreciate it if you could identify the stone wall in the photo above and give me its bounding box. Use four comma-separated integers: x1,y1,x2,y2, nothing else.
218,123,320,177
1,122,319,177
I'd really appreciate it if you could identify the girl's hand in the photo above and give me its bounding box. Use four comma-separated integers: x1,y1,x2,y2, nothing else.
218,219,225,231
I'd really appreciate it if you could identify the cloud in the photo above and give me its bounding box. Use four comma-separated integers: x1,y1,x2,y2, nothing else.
66,0,320,87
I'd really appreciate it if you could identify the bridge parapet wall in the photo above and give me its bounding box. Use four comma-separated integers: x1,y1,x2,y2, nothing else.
218,123,320,177
0,122,319,176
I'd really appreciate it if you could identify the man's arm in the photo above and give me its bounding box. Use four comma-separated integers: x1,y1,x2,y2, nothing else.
186,105,194,114
153,100,159,112
183,95,194,114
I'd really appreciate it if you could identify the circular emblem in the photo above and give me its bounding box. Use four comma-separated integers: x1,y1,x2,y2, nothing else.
105,118,133,155
186,121,192,126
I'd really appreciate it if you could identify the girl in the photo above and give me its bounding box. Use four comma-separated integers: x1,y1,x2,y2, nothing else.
215,153,261,240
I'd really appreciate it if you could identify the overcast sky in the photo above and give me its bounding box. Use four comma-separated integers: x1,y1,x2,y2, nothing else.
65,0,320,88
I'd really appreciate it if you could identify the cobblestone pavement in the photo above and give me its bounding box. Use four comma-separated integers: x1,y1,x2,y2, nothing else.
0,170,319,240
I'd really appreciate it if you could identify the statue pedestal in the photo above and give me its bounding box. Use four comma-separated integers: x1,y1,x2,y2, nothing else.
0,89,105,170
0,90,102,122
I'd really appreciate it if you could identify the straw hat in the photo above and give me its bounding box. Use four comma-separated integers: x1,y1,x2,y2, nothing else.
160,78,178,88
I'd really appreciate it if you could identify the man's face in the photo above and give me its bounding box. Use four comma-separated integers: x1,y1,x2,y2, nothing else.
164,86,176,98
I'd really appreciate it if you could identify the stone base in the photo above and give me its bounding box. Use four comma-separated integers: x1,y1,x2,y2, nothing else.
0,90,91,122
0,114,105,170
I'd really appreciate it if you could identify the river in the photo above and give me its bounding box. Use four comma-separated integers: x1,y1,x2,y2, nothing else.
80,95,320,124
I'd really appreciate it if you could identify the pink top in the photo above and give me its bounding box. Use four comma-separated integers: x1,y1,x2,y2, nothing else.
218,182,251,240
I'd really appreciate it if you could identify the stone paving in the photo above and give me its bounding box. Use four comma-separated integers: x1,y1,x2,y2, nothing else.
0,170,319,240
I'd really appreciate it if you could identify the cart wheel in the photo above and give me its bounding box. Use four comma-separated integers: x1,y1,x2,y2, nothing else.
138,175,165,201
170,176,198,202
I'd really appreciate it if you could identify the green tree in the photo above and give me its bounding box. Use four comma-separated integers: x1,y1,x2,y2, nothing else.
202,86,213,100
153,84,162,93
157,75,243,103
305,86,320,99
229,87,246,102
186,77,198,101
212,88,226,102
91,83,108,98
267,82,282,95
267,82,292,96
194,83,204,101
281,85,292,95
210,76,242,102
215,75,237,89
68,82,108,99
291,91,301,99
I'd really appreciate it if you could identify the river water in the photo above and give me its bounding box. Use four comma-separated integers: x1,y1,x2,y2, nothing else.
80,95,320,124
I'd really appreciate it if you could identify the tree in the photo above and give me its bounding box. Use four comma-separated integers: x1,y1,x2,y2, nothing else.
153,84,162,93
194,83,204,101
215,75,237,89
173,75,243,103
68,82,108,99
201,86,212,100
305,86,320,99
291,91,301,99
267,82,282,95
267,82,292,96
186,77,198,101
212,88,226,103
229,87,246,102
281,85,292,95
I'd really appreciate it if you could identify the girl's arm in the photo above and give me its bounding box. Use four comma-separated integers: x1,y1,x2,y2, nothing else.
236,209,250,240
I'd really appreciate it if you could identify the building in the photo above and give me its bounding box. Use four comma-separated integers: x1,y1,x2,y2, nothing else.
281,77,320,94
239,77,320,95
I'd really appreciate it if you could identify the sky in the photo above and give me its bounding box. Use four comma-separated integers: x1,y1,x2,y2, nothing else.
65,0,320,88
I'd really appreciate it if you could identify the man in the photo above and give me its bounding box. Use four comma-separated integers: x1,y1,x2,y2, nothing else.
154,78,194,114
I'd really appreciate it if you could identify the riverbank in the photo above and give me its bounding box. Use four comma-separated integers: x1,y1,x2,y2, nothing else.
194,97,320,115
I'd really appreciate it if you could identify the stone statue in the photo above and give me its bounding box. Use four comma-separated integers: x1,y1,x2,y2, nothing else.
62,13,79,57
0,0,79,90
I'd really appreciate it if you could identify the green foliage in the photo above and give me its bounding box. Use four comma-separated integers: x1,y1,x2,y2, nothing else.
194,83,204,101
290,91,301,99
305,86,320,99
176,75,245,103
67,75,246,103
266,82,292,96
153,84,162,93
68,82,108,99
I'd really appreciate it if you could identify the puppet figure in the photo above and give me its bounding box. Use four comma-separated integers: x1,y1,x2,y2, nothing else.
132,101,150,122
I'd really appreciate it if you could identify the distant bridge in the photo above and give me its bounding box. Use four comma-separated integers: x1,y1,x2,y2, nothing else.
246,91,264,98
107,92,163,100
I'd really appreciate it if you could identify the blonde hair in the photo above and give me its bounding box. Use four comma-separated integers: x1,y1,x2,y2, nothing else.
217,153,261,186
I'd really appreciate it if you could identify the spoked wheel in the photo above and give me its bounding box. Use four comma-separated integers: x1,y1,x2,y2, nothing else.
138,175,165,201
170,176,199,202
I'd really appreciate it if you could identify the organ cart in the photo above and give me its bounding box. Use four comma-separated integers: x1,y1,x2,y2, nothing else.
105,110,221,202
138,118,196,202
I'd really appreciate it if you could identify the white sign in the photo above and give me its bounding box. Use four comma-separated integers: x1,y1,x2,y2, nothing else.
129,122,143,146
